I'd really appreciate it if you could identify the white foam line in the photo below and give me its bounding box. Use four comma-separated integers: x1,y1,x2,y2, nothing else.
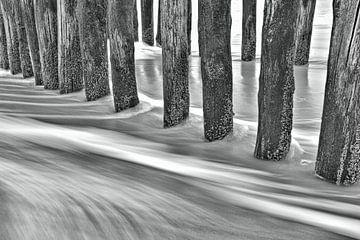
0,93,83,100
214,185,360,240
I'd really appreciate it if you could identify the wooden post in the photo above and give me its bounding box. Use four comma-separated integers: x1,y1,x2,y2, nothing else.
108,0,139,112
134,0,139,42
13,0,34,78
199,0,233,141
315,0,360,185
33,0,58,90
254,0,299,160
155,0,161,46
77,0,110,101
20,0,43,85
187,0,192,55
0,11,9,69
58,0,83,94
241,0,256,61
161,0,189,128
198,0,204,57
141,0,154,45
295,0,316,65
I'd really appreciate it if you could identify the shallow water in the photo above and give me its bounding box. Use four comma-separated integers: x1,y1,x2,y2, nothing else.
1,1,359,240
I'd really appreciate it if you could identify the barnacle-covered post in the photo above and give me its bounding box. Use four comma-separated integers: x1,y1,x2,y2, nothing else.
155,0,161,46
33,0,58,89
198,0,233,141
141,0,153,45
108,0,139,112
133,0,139,41
1,1,21,74
295,0,316,65
20,0,43,85
241,0,256,61
161,0,189,128
13,0,33,78
315,0,360,185
187,0,191,55
0,10,9,69
198,0,204,57
58,0,83,94
254,0,299,160
77,0,110,101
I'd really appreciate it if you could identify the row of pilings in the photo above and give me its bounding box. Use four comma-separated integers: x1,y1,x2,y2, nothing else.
0,0,359,186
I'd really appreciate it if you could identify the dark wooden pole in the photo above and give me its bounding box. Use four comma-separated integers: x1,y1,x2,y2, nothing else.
141,0,154,45
13,0,33,78
295,0,316,65
254,0,299,161
198,0,204,57
77,0,110,101
187,0,191,55
199,0,233,141
161,0,189,128
315,0,360,185
20,0,43,85
155,0,161,46
0,10,9,69
134,0,139,42
33,0,58,90
108,0,139,112
241,0,256,61
58,0,83,94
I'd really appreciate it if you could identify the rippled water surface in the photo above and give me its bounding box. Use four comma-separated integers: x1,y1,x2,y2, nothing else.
1,1,360,240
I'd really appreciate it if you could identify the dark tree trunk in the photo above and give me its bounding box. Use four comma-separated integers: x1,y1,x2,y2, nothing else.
315,0,360,185
33,0,58,90
187,0,191,55
161,0,189,128
155,0,161,46
13,0,33,78
294,0,316,65
0,11,9,69
141,0,153,45
77,0,110,101
20,0,43,85
58,0,83,94
199,0,233,141
241,0,256,61
1,2,21,74
108,0,139,112
133,0,139,41
254,0,299,161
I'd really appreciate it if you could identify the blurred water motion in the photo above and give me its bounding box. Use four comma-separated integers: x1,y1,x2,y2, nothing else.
1,1,360,240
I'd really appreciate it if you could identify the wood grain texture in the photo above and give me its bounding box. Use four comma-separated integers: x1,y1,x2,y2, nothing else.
316,0,360,185
0,10,9,69
254,0,299,161
241,0,256,61
199,0,233,141
161,0,189,128
77,0,110,101
33,0,58,89
20,0,43,85
1,1,21,74
13,0,33,78
58,0,83,94
141,0,154,45
108,0,139,112
295,0,316,65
